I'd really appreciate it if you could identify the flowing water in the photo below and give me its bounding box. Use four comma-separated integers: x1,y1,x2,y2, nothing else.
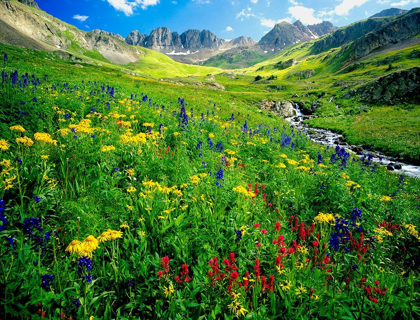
285,105,420,179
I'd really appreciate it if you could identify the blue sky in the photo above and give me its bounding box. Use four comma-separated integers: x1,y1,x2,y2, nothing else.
36,0,419,41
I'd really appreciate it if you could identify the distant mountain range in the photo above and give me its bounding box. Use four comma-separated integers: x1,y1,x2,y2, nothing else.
0,0,418,69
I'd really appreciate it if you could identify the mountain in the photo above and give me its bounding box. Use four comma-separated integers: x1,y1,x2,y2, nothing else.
125,26,256,64
90,29,125,42
258,20,337,53
0,0,140,64
202,46,269,69
310,17,393,54
370,8,408,18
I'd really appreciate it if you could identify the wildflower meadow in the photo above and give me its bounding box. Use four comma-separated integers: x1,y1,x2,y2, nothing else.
0,52,420,319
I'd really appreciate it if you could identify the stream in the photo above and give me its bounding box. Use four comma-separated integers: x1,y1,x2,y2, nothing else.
285,105,420,179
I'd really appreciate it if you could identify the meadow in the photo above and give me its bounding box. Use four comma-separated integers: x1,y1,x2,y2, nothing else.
1,44,420,319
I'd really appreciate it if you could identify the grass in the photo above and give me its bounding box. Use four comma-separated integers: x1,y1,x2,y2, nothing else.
0,40,420,320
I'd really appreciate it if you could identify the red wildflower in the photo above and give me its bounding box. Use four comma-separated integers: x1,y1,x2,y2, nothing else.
261,229,267,234
275,222,281,232
253,223,260,228
313,241,319,247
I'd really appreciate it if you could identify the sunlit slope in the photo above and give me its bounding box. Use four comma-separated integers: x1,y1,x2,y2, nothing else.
124,47,222,78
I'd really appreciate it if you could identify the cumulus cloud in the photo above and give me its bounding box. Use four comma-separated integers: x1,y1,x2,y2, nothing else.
250,0,258,3
288,0,299,5
237,8,291,28
106,0,160,16
332,0,369,16
288,6,322,24
391,0,416,6
73,14,89,22
226,26,234,31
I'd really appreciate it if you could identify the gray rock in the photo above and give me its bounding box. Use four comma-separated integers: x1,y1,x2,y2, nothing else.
295,69,315,78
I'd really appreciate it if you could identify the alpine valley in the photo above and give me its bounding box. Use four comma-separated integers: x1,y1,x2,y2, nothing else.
0,0,420,319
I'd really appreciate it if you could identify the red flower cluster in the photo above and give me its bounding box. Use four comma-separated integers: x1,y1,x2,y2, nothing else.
359,278,387,303
175,264,192,283
377,220,401,233
157,256,170,278
208,257,225,286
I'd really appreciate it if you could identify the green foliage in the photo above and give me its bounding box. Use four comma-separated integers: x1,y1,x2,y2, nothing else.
0,42,420,320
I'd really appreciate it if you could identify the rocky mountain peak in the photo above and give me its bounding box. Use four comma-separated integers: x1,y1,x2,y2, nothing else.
370,8,408,18
90,29,124,42
17,0,39,9
232,36,256,46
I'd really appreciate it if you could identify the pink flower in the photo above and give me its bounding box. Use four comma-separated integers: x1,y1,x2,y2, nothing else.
256,242,261,248
313,241,319,247
253,223,260,228
261,229,267,234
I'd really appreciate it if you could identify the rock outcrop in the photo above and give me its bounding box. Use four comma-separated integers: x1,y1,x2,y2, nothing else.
90,29,125,42
17,0,39,9
259,100,296,118
311,18,391,54
370,8,408,18
352,9,420,60
294,69,315,78
345,67,420,103
259,20,337,52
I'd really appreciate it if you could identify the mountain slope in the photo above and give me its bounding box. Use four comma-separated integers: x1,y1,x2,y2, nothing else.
370,8,408,18
0,0,140,64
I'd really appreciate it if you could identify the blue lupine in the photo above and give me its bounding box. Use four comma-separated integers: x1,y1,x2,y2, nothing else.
41,274,54,289
4,236,14,249
32,196,41,203
235,230,242,242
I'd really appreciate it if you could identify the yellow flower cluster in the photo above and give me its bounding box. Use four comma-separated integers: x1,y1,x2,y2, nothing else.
232,186,255,198
0,139,10,151
314,212,335,224
34,133,57,146
228,293,248,318
143,122,155,127
373,228,393,237
65,235,99,257
403,223,420,241
16,136,34,147
345,180,361,191
69,119,95,134
286,159,299,165
295,166,310,171
190,175,201,184
120,132,147,144
127,186,137,193
10,125,26,132
101,145,116,152
380,195,392,202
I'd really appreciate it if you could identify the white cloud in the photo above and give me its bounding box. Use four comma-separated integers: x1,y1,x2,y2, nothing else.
73,14,89,22
391,0,416,6
250,0,258,3
192,0,211,3
172,1,177,3
332,0,369,16
288,6,322,24
237,8,291,28
261,18,276,27
226,26,234,31
288,0,299,5
106,0,160,16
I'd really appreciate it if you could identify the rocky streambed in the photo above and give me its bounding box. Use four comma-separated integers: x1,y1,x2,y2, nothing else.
285,104,420,178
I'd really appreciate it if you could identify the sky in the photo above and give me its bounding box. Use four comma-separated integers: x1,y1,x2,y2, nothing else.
36,0,420,41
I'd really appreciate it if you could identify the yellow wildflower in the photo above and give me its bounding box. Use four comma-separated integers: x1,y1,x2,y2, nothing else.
208,133,215,138
0,140,10,151
190,175,200,184
276,265,285,275
138,231,146,237
16,136,34,147
380,195,392,202
297,246,309,254
173,132,180,136
286,159,299,165
138,216,146,222
314,213,335,224
120,223,129,229
275,163,286,168
0,159,11,167
65,240,82,254
41,155,49,160
97,231,111,243
34,133,57,146
373,228,393,237
101,145,116,152
163,285,175,297
280,280,292,291
127,186,137,193
143,122,154,127
107,229,123,240
82,235,99,253
295,284,307,295
10,125,26,132
126,169,135,176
